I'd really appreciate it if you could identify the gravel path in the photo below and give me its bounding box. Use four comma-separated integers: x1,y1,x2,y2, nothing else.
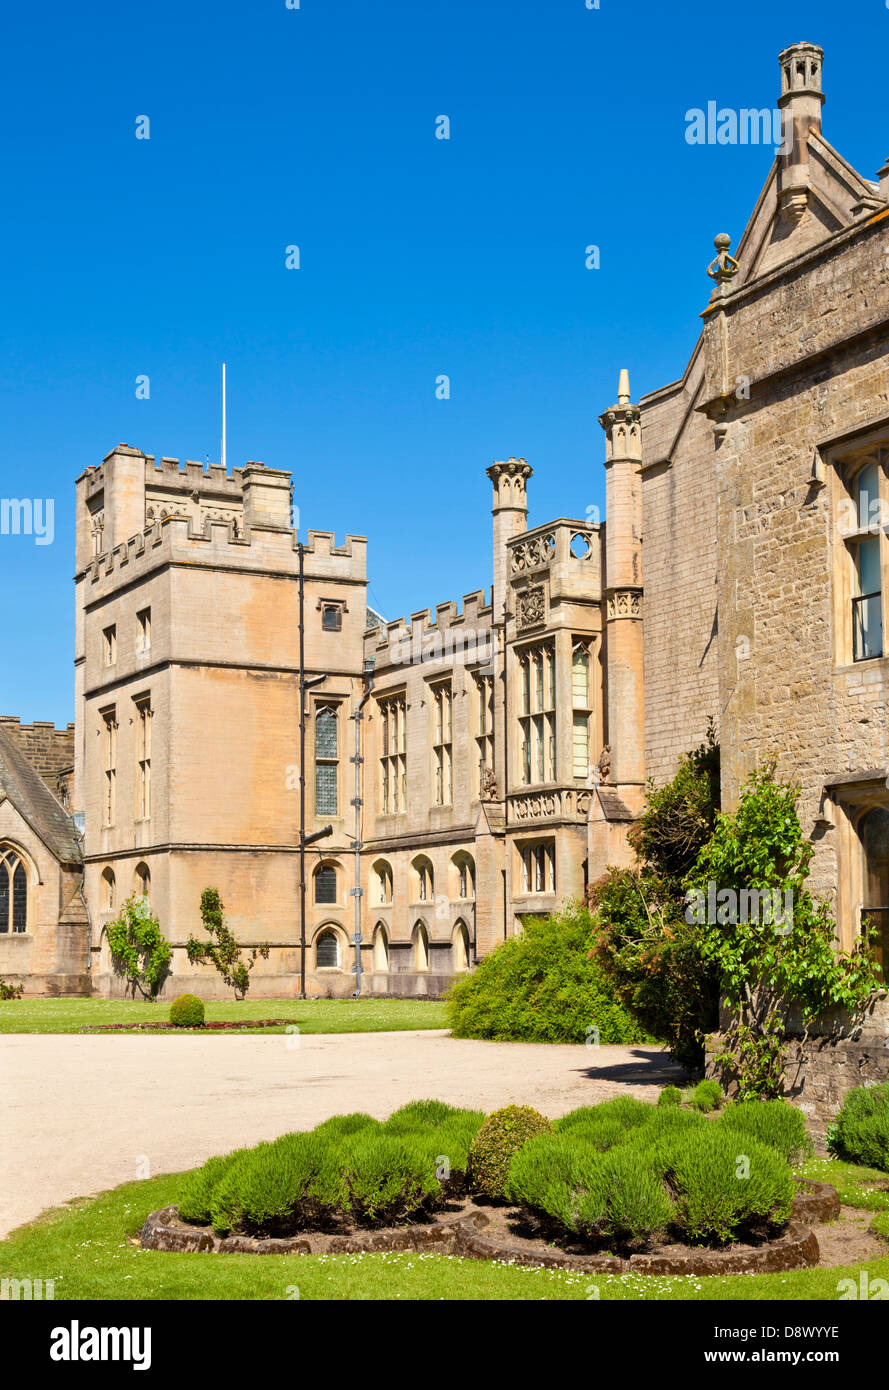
0,1030,685,1238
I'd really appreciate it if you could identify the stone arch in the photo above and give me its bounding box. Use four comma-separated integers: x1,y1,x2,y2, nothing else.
101,865,116,912
411,855,434,903
450,851,476,901
452,918,471,973
412,920,429,972
314,922,347,970
373,922,389,973
0,842,33,935
372,858,394,905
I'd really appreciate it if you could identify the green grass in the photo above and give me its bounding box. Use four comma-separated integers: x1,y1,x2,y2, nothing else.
3,1157,889,1301
797,1155,889,1212
0,997,448,1035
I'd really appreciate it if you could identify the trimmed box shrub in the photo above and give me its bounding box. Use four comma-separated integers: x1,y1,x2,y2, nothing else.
469,1105,553,1199
720,1098,812,1165
169,992,205,1027
692,1079,723,1112
827,1082,889,1173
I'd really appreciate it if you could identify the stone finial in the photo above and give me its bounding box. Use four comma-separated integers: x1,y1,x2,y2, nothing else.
707,233,740,286
486,457,532,511
617,369,631,406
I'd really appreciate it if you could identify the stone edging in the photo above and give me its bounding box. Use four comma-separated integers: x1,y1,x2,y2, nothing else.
141,1182,835,1273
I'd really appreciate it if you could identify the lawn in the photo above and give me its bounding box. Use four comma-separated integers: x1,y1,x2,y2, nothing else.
0,997,448,1035
2,1159,888,1301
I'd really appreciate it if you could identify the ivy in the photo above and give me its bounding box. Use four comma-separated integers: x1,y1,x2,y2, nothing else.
106,895,172,1000
185,888,270,1000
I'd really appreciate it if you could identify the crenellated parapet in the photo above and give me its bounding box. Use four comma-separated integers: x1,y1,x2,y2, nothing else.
365,588,494,673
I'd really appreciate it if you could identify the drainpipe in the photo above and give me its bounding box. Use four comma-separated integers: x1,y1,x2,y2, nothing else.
351,660,375,996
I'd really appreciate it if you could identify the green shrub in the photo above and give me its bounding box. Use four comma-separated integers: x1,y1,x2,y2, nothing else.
178,1150,244,1224
383,1100,460,1134
658,1085,682,1108
169,993,205,1027
0,977,24,1001
446,906,654,1044
313,1113,380,1142
506,1135,674,1246
552,1115,627,1152
720,1098,812,1165
424,1111,486,1190
469,1105,553,1199
209,1133,348,1236
828,1083,889,1173
663,1126,795,1244
343,1133,441,1225
692,1079,723,1113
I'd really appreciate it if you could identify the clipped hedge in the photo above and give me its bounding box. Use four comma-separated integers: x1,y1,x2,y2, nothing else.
469,1106,553,1199
169,993,205,1027
827,1082,889,1173
445,907,654,1044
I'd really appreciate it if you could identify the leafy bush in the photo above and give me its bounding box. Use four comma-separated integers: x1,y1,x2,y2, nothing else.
720,1098,812,1165
469,1105,553,1199
210,1132,349,1236
590,869,718,1070
106,895,171,1000
445,907,653,1044
692,1079,723,1113
827,1083,889,1173
692,766,882,1098
185,888,270,999
169,993,205,1027
658,1086,682,1108
178,1149,250,1225
630,720,721,890
343,1133,441,1225
663,1126,795,1244
313,1113,380,1142
0,977,24,1000
383,1100,461,1134
506,1135,674,1246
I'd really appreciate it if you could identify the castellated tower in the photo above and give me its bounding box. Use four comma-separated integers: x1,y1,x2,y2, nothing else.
74,445,368,998
599,370,645,794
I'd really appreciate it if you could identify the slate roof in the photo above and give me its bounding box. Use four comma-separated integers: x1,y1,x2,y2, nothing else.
0,724,82,864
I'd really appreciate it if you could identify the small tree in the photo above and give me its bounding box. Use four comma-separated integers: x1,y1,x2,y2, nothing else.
106,894,172,999
688,763,883,1098
185,888,269,999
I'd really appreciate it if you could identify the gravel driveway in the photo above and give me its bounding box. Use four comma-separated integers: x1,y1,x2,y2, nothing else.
0,1030,685,1238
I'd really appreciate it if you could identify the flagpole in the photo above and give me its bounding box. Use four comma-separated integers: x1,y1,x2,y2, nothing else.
221,362,227,470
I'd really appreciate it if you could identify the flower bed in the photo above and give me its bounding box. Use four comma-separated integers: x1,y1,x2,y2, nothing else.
80,1019,295,1032
140,1094,832,1268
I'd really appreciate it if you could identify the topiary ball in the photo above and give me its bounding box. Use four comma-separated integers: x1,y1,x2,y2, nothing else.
169,993,205,1028
469,1105,553,1199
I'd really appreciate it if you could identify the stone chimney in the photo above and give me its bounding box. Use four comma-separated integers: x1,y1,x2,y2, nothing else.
486,457,532,625
777,42,825,225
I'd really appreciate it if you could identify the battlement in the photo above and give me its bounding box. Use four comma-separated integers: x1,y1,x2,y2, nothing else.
366,589,494,674
83,513,367,594
146,454,248,498
0,716,75,791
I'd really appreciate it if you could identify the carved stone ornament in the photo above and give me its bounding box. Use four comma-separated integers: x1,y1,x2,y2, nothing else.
517,584,546,629
606,589,641,620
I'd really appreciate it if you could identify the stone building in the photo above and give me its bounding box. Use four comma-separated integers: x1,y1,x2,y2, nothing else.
2,41,888,1001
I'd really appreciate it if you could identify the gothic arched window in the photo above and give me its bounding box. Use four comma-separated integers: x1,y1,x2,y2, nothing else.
0,847,28,934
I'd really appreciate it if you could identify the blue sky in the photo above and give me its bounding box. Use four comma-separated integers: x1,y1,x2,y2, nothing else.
1,0,886,724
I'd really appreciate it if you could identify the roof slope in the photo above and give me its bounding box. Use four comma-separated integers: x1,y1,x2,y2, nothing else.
0,724,81,864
